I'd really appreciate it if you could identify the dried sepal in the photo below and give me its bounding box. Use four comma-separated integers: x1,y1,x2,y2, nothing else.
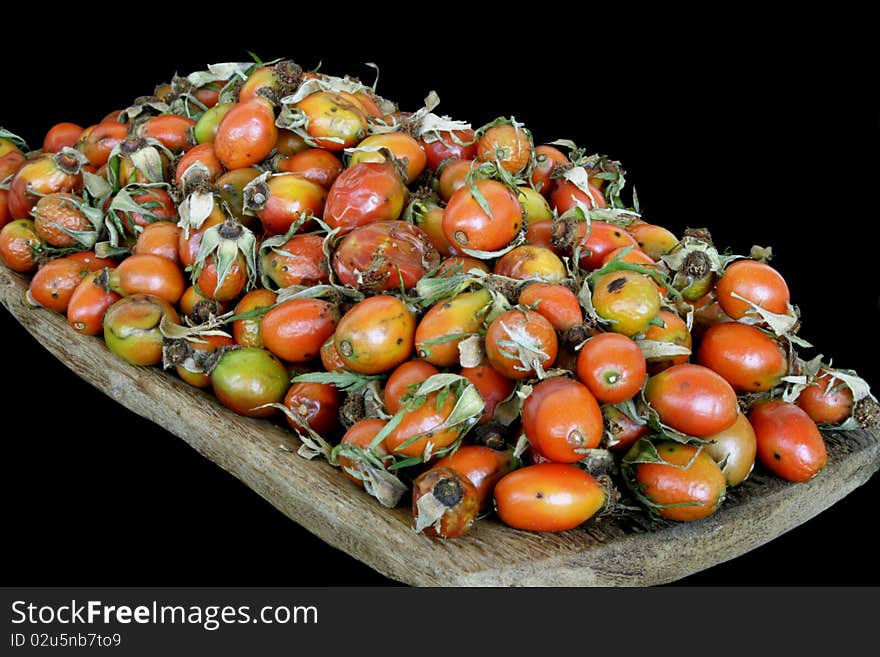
635,339,692,360
493,382,532,427
458,334,485,368
191,217,258,293
730,292,809,346
494,309,554,379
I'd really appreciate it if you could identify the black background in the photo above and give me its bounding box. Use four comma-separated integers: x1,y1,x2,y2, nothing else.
2,24,877,589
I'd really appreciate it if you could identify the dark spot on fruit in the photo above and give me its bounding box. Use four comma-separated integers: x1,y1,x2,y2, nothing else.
330,106,337,112
535,492,544,499
607,276,627,293
396,338,403,345
614,231,621,237
679,381,690,391
434,477,463,507
303,353,311,359
442,302,452,309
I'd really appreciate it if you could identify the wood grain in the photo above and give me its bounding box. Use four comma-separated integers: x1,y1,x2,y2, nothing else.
2,265,878,587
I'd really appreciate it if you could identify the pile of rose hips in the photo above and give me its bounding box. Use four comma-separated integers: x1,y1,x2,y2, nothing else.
1,58,875,539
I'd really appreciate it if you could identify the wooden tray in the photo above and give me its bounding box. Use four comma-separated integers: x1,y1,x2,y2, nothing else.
2,265,878,586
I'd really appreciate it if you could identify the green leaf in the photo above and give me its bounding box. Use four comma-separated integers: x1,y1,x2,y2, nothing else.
291,370,386,393
469,182,494,219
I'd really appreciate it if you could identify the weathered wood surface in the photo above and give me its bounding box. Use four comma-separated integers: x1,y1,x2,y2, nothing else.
2,265,879,586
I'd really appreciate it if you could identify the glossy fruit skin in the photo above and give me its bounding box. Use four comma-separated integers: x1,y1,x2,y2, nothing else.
413,200,452,257
415,289,492,367
256,173,327,236
704,412,757,486
238,65,281,102
141,114,196,153
591,270,661,337
557,220,638,272
477,123,533,174
103,294,180,366
518,282,583,332
627,222,679,260
332,220,439,293
0,219,42,272
530,145,570,198
261,298,340,363
66,251,117,272
494,463,606,532
320,335,347,372
644,363,739,437
275,148,343,188
216,168,262,226
796,371,855,425
323,161,408,233
642,309,692,374
484,309,558,380
412,467,480,538
385,391,460,458
749,401,827,482
193,102,235,144
214,97,278,170
549,179,607,215
493,245,566,283
433,445,516,512
576,332,647,404
348,132,426,184
232,288,277,348
175,334,236,388
601,246,666,294
28,257,89,313
524,220,561,254
8,152,82,219
283,381,342,437
112,253,185,304
630,442,727,522
384,360,441,414
716,260,790,320
43,122,83,153
118,188,177,232
334,295,416,374
524,377,603,462
274,129,310,156
517,186,554,224
338,418,390,488
442,179,523,253
696,321,788,393
133,221,181,264
195,253,249,302
0,190,10,229
421,129,477,170
437,158,475,201
78,121,128,168
66,269,121,335
210,347,290,418
0,138,26,180
261,233,329,289
295,92,368,151
460,363,516,425
602,404,651,452
436,255,491,277
174,143,224,185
